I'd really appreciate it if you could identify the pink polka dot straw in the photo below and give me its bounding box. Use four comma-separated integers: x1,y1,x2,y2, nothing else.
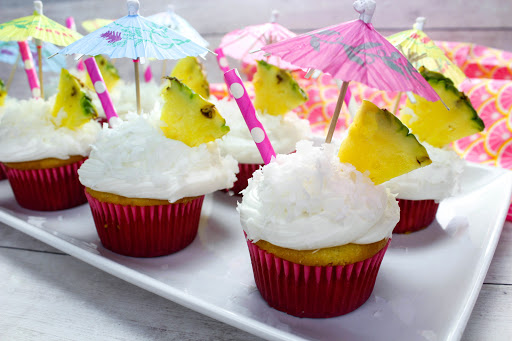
224,69,276,165
84,57,118,123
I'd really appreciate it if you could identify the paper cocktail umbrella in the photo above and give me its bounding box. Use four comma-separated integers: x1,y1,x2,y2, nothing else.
0,1,82,98
57,0,212,114
0,40,66,93
81,19,114,33
387,17,466,113
147,4,209,82
261,0,441,143
219,10,297,72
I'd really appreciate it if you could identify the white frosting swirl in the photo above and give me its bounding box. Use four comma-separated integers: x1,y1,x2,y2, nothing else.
213,98,312,163
238,141,399,250
384,143,464,201
0,97,101,162
78,111,239,202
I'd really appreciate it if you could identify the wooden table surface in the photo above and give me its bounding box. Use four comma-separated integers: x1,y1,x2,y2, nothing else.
1,0,512,340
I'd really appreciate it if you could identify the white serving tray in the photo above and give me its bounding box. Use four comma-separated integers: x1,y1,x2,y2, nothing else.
0,162,511,341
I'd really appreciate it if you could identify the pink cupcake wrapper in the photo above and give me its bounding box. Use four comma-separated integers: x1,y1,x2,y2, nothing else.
85,192,205,257
393,199,440,234
246,239,390,318
4,159,86,211
0,163,6,180
229,163,262,195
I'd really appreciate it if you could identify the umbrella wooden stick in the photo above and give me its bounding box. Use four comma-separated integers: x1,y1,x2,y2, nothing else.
161,60,167,83
6,54,20,92
37,45,44,98
134,58,141,114
325,81,350,143
393,91,402,115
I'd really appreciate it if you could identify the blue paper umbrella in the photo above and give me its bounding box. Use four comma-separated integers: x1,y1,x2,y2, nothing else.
0,40,66,72
57,0,212,113
147,5,209,48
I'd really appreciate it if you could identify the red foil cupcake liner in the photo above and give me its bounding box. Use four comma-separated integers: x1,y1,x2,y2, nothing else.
4,159,86,211
85,192,204,257
230,163,262,195
246,239,390,318
0,163,6,180
393,199,440,234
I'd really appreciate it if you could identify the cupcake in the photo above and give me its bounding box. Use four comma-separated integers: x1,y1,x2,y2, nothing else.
390,67,485,233
239,101,431,317
79,77,238,257
0,69,100,210
0,78,11,180
217,60,310,193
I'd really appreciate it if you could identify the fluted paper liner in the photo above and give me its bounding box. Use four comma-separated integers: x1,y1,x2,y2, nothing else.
393,199,439,234
246,239,390,318
229,163,262,195
0,163,6,180
4,159,86,211
85,193,204,257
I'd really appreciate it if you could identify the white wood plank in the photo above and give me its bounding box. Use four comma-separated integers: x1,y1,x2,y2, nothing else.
0,247,262,341
485,222,512,285
0,222,64,254
462,284,512,341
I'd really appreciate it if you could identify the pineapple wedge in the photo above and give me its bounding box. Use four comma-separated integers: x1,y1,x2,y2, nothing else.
170,56,210,99
85,55,120,91
253,60,307,115
51,69,98,129
401,66,485,148
338,100,431,185
160,77,229,147
0,79,6,106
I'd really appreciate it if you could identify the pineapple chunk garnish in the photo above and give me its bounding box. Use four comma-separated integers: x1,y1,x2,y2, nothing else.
253,60,307,115
0,78,6,106
401,66,484,148
160,77,229,147
51,69,98,129
170,56,210,99
338,100,431,185
85,55,120,92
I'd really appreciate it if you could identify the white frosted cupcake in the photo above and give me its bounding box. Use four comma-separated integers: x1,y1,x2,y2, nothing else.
0,94,100,210
384,143,465,233
238,141,398,317
79,110,238,257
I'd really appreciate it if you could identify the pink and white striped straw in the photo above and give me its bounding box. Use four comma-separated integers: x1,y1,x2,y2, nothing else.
66,16,84,71
17,41,40,98
224,68,276,164
215,48,230,73
84,57,118,122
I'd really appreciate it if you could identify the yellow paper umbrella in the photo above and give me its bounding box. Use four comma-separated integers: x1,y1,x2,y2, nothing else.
0,1,82,97
81,19,114,33
387,17,466,112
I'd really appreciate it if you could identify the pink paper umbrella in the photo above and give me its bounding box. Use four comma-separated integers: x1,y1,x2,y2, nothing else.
219,10,297,71
224,69,276,165
261,0,441,143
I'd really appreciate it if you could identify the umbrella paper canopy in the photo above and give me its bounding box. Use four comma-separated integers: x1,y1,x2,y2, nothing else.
219,10,297,69
57,0,212,115
387,17,466,86
261,3,440,102
82,18,114,33
260,0,441,142
147,5,209,47
0,10,82,46
58,2,209,60
0,40,66,72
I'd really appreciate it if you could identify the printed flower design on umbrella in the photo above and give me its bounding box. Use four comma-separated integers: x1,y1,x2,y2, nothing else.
57,0,212,114
261,0,440,142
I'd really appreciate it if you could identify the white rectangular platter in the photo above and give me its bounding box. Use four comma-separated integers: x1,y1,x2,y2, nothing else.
0,162,511,341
